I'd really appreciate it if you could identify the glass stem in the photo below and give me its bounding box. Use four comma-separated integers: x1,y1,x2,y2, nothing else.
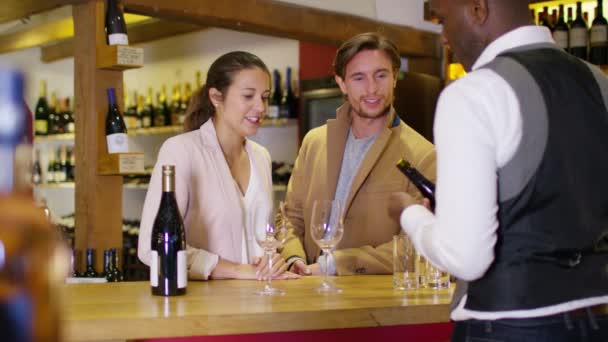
266,250,273,289
323,248,330,287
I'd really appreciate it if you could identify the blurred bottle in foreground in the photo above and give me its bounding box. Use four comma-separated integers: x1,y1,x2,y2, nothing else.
0,68,67,342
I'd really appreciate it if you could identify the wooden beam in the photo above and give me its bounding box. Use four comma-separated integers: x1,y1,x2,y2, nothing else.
41,19,204,62
0,0,84,25
73,0,123,273
121,0,441,58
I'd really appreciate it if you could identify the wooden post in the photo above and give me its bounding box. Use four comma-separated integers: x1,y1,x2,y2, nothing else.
73,0,123,273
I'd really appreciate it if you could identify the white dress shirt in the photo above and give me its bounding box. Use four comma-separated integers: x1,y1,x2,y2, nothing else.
401,25,608,320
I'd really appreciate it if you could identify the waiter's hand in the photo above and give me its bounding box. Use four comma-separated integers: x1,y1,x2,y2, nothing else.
388,192,418,222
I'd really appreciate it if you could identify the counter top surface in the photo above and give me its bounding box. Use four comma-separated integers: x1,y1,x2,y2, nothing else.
62,275,453,341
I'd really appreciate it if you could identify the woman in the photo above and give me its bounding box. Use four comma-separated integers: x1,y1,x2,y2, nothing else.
138,51,297,280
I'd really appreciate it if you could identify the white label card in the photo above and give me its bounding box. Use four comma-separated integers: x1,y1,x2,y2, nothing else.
177,250,187,289
150,251,158,287
116,46,144,66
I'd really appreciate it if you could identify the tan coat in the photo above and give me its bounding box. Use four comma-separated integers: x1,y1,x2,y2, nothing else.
280,103,436,275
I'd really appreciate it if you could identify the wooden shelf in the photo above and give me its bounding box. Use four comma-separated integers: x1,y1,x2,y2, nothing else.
34,125,183,143
98,152,145,175
96,44,144,71
34,182,149,190
261,118,298,127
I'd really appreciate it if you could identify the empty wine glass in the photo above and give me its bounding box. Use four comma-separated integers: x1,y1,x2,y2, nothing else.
255,203,289,296
311,199,344,293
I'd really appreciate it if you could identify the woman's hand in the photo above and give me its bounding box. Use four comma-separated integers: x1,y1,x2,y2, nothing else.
253,253,296,280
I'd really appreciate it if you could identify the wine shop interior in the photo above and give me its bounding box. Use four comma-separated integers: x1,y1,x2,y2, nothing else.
1,0,607,341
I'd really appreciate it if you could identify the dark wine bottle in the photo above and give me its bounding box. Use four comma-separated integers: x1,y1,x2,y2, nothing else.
396,159,436,211
268,69,282,120
144,88,155,128
34,80,49,136
568,6,575,27
541,6,553,31
570,1,589,60
150,165,187,296
102,249,114,281
104,0,128,46
105,87,129,153
84,248,99,278
590,0,608,65
554,5,569,50
283,67,298,119
46,149,55,184
159,85,172,126
110,248,123,282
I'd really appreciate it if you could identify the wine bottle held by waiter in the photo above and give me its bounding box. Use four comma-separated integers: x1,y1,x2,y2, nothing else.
150,165,187,296
396,159,436,211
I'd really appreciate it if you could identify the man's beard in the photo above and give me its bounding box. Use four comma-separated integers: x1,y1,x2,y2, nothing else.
351,101,392,119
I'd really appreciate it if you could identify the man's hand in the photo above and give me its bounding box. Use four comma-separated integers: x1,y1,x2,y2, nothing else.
290,259,312,275
388,192,418,222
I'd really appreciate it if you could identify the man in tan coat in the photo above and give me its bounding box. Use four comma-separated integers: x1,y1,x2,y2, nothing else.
280,32,436,276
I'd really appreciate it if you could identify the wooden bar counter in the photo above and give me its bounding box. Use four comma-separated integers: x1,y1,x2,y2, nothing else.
61,275,453,342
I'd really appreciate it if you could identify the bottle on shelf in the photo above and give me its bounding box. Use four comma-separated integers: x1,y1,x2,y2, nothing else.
56,146,68,183
102,249,114,281
541,6,553,31
396,159,436,211
179,83,192,125
53,147,62,183
111,248,124,281
160,85,172,126
104,0,129,46
568,6,575,26
124,90,140,130
590,0,608,65
170,84,182,126
48,92,59,135
105,87,129,154
83,248,99,278
137,94,149,128
46,149,56,184
65,147,74,182
268,69,282,120
32,149,42,185
68,147,76,182
34,80,49,136
144,88,155,128
62,97,75,134
570,1,589,60
150,165,187,296
551,8,558,28
554,5,569,51
282,67,298,119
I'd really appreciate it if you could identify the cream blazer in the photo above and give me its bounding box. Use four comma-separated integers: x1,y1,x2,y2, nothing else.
138,119,273,280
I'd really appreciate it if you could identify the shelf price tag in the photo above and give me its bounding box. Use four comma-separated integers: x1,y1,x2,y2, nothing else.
116,46,144,66
118,154,145,174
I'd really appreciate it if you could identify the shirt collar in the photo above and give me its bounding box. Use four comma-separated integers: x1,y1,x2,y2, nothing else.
472,26,554,71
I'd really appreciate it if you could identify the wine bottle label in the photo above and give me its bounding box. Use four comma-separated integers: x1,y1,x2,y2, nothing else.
150,250,158,287
553,31,569,49
569,28,589,48
35,120,48,134
590,25,608,45
106,133,129,154
177,250,187,289
268,105,279,119
142,117,151,128
67,122,75,133
108,33,129,46
56,171,66,183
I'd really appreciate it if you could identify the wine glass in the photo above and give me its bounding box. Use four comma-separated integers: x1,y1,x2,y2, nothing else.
310,199,344,293
254,204,289,296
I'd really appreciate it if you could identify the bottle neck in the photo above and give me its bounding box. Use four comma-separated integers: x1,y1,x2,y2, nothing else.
162,173,175,192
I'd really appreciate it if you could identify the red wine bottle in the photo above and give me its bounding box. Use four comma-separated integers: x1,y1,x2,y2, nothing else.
570,1,589,60
590,0,608,65
105,87,129,153
105,0,128,46
396,159,435,211
150,165,187,296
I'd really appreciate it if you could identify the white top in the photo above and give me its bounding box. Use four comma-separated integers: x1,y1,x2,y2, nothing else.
138,119,273,280
400,25,608,321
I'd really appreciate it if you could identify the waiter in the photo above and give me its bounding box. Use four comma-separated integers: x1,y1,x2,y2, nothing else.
389,0,608,341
